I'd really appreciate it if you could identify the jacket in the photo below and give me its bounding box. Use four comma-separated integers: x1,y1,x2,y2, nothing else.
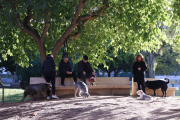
58,59,72,74
77,60,93,73
42,56,56,75
132,61,147,82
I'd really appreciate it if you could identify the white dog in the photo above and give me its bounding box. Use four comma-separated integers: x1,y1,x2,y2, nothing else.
136,90,151,100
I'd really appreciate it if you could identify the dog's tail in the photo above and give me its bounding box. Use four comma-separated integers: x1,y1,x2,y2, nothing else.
165,78,170,84
19,80,25,90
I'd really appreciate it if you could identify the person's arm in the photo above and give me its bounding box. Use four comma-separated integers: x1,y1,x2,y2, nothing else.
59,62,67,73
89,63,94,72
51,58,56,72
132,62,136,74
141,61,147,72
69,63,72,72
77,62,84,73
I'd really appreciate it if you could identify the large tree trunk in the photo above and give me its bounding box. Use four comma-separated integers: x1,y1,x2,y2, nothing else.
36,41,46,64
146,52,156,78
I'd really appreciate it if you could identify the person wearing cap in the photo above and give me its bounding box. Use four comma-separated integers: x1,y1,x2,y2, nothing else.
58,53,77,87
77,55,95,84
42,54,59,99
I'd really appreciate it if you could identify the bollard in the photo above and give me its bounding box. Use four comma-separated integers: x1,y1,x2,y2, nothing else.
2,87,4,102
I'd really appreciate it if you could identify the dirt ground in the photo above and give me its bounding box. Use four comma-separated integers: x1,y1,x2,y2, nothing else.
1,95,180,120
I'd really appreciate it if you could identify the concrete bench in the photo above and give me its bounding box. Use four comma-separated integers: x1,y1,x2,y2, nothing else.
30,77,131,97
132,78,179,97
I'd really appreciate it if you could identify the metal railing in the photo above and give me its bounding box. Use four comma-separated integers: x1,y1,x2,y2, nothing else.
0,86,21,103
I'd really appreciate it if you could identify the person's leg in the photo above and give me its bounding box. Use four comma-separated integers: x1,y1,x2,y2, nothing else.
44,73,51,97
60,72,66,86
50,72,56,95
72,72,77,82
78,72,86,84
141,82,146,94
137,82,141,90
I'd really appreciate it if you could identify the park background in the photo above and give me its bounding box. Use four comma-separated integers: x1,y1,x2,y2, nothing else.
1,0,180,103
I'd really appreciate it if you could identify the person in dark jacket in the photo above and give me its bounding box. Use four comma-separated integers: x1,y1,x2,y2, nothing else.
42,54,59,99
58,54,77,87
132,53,147,93
77,55,95,84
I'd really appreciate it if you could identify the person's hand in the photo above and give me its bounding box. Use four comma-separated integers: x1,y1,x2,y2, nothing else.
83,71,86,75
66,71,69,74
138,67,141,70
92,72,95,76
68,72,72,74
56,72,57,76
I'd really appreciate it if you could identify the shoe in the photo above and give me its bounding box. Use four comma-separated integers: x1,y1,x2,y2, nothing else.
47,96,50,100
52,95,59,99
61,84,65,87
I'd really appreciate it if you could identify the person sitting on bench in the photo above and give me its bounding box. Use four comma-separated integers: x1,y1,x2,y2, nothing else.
77,55,95,84
58,53,77,87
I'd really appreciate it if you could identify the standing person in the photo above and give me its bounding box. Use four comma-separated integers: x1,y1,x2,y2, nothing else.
59,54,77,87
77,55,95,84
132,53,147,93
42,54,59,99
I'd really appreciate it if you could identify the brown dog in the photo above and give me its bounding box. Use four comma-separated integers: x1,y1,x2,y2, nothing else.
89,77,96,86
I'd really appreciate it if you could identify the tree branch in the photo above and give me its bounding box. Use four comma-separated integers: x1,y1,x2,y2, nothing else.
12,0,40,42
52,0,88,57
65,0,110,43
40,9,50,42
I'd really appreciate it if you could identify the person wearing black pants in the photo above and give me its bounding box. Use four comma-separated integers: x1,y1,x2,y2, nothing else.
42,54,59,99
77,55,95,84
132,53,147,94
59,54,77,86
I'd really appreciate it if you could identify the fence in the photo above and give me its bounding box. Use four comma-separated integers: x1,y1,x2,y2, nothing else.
0,86,24,103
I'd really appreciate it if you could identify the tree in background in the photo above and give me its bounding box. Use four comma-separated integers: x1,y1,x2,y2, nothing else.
98,46,135,77
0,0,172,68
0,54,16,74
155,44,180,75
144,24,177,78
16,56,42,84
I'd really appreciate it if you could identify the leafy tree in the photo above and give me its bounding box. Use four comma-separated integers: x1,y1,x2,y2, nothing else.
0,54,16,74
0,0,172,69
156,44,180,75
16,56,42,84
98,47,135,77
144,24,177,78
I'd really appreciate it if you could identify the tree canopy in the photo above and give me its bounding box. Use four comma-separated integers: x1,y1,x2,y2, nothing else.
0,0,173,68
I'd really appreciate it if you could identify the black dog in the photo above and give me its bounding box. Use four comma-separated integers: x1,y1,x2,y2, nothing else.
20,81,52,102
145,78,170,97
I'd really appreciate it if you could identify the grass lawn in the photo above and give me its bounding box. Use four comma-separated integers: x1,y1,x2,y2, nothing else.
0,88,29,103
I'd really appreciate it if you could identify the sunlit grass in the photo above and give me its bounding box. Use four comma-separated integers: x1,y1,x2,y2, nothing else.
0,88,29,103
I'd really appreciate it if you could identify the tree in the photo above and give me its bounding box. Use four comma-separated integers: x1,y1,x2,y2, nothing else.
98,46,135,77
0,54,16,74
0,0,172,68
144,23,177,78
156,44,180,75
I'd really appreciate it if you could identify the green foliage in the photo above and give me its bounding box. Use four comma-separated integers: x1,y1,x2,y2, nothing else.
0,0,173,69
156,44,180,75
16,56,42,84
98,46,135,76
0,54,16,74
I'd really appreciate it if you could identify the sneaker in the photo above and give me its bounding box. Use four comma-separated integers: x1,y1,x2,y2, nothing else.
61,84,65,87
52,95,59,99
47,96,50,100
